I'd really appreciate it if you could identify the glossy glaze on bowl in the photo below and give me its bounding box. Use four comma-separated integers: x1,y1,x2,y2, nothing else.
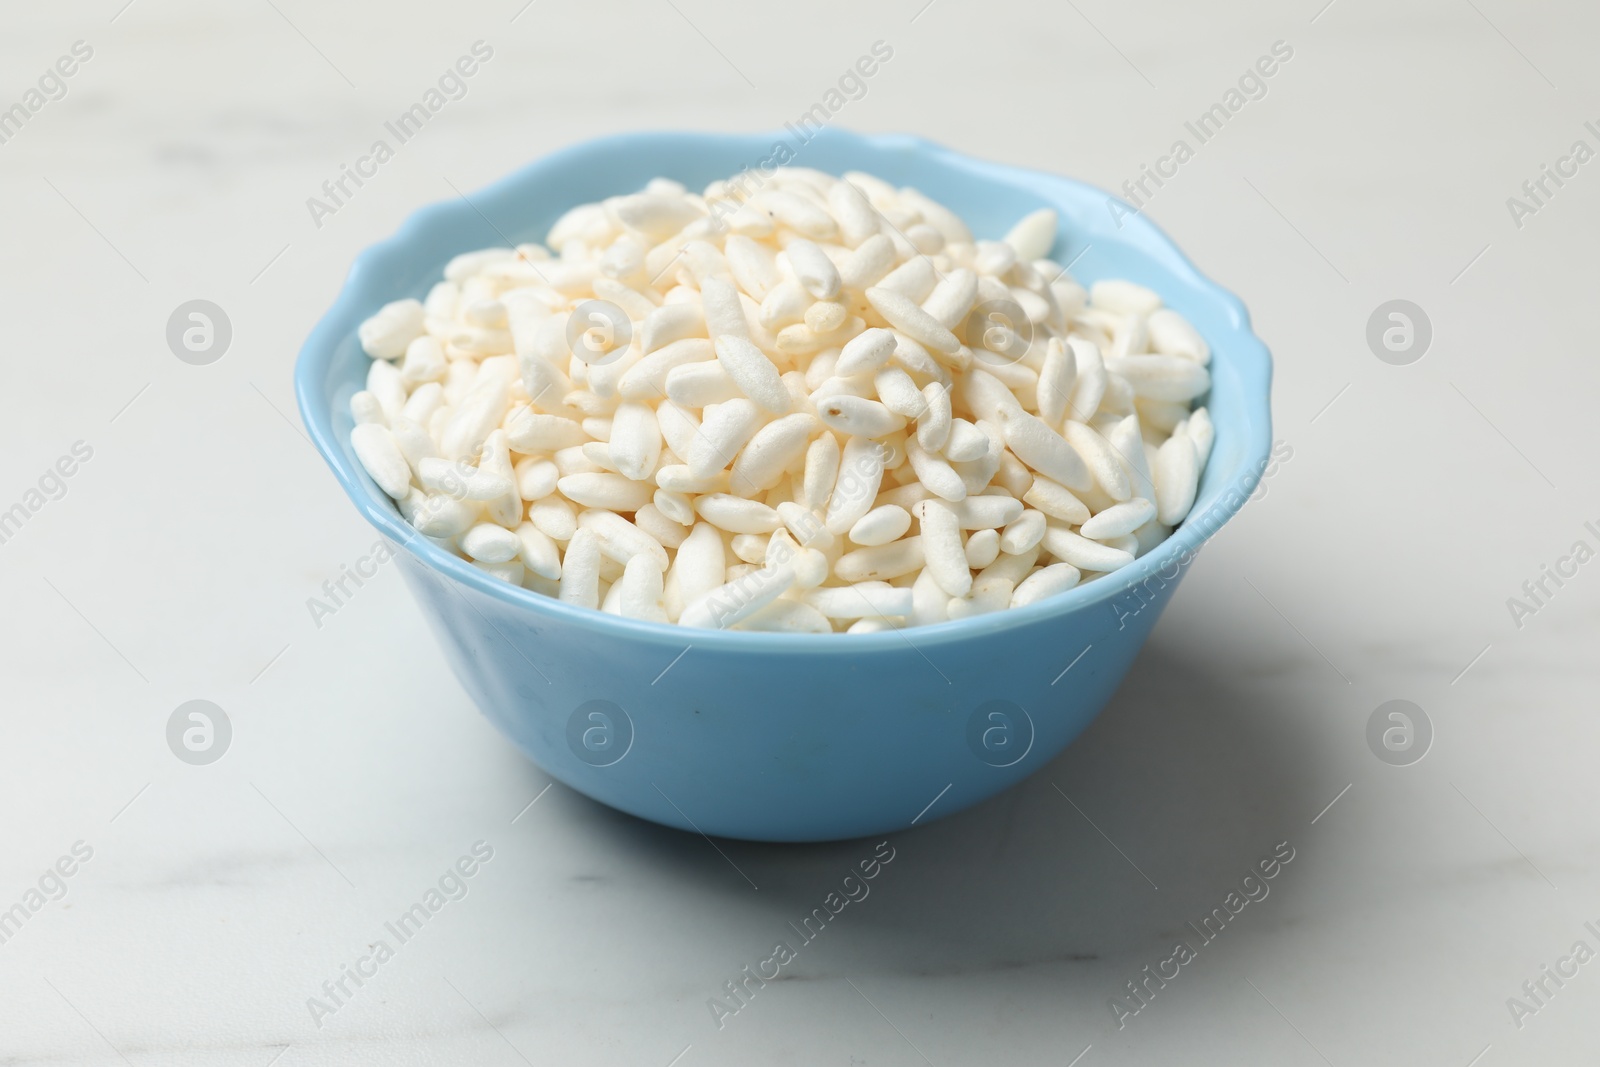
296,130,1272,841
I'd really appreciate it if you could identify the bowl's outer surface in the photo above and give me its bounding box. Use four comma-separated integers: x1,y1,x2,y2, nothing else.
296,129,1273,842
396,547,1181,841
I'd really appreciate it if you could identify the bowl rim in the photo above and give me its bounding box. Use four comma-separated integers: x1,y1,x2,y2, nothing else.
294,128,1273,653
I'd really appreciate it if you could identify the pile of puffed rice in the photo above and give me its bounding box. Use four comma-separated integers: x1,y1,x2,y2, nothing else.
349,167,1213,632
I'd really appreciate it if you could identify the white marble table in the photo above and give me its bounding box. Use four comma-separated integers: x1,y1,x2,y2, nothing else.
2,0,1597,1062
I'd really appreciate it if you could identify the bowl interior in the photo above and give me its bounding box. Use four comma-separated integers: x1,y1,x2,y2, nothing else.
295,129,1273,649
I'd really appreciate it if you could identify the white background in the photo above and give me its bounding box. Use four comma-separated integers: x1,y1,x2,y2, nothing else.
2,0,1597,1063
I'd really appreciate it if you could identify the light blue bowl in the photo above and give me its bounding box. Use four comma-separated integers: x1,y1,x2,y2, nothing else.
296,130,1272,842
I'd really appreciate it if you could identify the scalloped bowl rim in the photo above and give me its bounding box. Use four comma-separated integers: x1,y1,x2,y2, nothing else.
294,129,1272,653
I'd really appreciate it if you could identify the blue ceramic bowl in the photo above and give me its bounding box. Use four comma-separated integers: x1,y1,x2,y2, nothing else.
296,129,1272,842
